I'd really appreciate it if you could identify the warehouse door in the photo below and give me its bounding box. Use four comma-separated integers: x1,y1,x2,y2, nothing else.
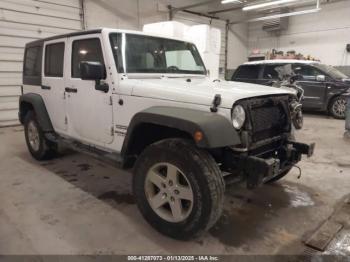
0,0,83,127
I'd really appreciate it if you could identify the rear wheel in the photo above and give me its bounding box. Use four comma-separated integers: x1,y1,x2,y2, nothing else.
24,111,56,160
133,138,225,239
329,96,346,119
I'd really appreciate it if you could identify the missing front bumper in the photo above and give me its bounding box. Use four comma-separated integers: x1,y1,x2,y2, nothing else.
241,141,315,189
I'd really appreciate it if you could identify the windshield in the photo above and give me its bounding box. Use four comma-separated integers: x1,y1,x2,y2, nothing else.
110,33,206,75
313,63,348,80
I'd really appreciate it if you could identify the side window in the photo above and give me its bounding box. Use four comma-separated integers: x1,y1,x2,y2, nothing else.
24,46,41,77
235,65,260,79
263,64,282,79
293,65,322,81
45,42,64,77
72,38,105,78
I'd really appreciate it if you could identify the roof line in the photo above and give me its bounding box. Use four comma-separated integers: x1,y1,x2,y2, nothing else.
25,29,102,47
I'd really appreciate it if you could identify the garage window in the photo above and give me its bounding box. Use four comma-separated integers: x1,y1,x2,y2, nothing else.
45,42,64,77
71,38,105,79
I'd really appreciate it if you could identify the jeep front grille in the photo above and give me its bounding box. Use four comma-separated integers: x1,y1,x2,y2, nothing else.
239,96,290,143
250,103,288,141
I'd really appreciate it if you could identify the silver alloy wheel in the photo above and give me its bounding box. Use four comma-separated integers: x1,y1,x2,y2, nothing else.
28,121,40,152
144,162,194,223
332,97,347,118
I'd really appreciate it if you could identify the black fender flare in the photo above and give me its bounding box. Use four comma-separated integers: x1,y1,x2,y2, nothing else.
121,106,241,156
19,93,54,132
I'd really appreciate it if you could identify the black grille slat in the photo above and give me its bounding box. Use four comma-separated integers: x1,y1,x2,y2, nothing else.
246,97,289,142
251,105,285,132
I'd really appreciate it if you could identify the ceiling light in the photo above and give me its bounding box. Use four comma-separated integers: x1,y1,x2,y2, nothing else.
243,0,299,11
221,0,242,4
248,8,321,22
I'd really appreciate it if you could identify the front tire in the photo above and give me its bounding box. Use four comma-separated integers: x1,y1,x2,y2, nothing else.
329,96,347,119
24,111,56,160
133,138,225,240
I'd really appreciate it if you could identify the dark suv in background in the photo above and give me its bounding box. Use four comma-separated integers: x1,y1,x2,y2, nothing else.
231,60,350,119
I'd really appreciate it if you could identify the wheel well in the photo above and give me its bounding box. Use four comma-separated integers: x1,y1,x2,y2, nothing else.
124,123,193,168
19,101,34,124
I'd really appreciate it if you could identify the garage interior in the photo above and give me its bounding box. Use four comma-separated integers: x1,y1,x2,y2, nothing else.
1,0,350,257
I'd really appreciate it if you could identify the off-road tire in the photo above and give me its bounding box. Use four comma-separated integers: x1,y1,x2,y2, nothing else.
329,96,346,119
133,138,225,240
24,111,56,160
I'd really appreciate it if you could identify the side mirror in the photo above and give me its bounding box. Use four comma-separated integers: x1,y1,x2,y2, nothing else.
80,61,109,93
316,75,326,82
80,61,106,80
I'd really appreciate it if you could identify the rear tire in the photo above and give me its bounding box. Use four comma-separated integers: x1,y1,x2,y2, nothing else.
24,111,56,161
133,138,225,240
329,96,346,119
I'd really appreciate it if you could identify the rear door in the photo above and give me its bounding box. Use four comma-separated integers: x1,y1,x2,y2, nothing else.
232,65,261,84
42,39,67,133
294,64,327,109
64,34,114,146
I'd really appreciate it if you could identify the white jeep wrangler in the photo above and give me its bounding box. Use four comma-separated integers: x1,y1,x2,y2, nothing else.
19,28,314,239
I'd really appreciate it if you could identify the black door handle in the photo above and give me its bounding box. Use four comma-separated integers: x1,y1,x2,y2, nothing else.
65,87,77,93
41,85,51,90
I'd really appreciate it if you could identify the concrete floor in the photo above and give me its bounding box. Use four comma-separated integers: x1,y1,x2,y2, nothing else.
0,113,349,255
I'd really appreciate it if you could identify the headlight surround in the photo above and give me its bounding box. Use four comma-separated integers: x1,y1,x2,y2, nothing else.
232,105,246,129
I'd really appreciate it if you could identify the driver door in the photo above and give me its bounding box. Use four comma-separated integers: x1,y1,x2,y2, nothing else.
294,64,327,109
65,34,114,146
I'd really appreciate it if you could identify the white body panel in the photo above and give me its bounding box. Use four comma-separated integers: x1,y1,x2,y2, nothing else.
64,34,114,147
23,28,293,154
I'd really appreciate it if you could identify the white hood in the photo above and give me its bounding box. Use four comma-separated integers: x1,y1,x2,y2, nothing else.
129,76,293,108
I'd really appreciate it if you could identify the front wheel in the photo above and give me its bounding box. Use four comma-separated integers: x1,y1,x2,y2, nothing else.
329,96,347,119
133,138,225,240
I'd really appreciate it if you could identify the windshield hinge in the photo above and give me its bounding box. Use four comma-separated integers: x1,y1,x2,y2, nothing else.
110,126,114,136
109,96,113,105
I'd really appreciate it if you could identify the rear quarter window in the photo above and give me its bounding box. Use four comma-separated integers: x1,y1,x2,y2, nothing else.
23,44,43,85
233,65,260,80
24,46,41,77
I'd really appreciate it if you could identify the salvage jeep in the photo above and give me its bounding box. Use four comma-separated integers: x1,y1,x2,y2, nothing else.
19,28,315,239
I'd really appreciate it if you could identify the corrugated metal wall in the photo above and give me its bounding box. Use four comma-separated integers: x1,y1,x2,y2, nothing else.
0,0,82,127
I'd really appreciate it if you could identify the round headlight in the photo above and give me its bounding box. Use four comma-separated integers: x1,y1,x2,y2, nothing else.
232,105,246,129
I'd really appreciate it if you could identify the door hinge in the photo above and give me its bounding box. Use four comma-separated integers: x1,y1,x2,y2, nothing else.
109,96,113,105
65,116,68,125
110,126,114,136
